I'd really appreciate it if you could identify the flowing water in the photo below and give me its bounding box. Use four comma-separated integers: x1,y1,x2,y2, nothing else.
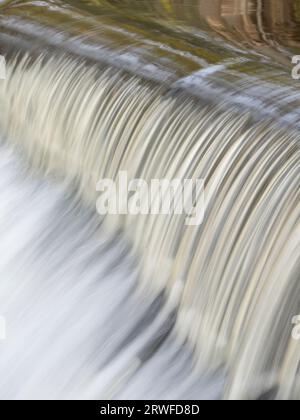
0,0,299,400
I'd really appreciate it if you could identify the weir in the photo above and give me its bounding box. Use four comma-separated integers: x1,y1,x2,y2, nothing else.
0,0,299,400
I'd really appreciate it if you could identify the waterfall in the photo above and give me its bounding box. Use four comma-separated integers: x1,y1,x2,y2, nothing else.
0,49,299,399
0,139,226,399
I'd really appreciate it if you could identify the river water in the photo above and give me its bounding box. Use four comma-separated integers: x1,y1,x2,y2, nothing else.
0,0,299,400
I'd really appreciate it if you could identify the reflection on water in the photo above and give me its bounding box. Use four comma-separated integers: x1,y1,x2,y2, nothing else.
66,0,300,57
1,1,300,58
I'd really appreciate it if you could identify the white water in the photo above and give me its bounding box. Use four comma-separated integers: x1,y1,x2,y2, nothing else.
0,53,299,399
0,141,224,399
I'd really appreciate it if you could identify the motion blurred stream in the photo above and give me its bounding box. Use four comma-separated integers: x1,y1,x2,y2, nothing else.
0,140,224,399
0,0,299,400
